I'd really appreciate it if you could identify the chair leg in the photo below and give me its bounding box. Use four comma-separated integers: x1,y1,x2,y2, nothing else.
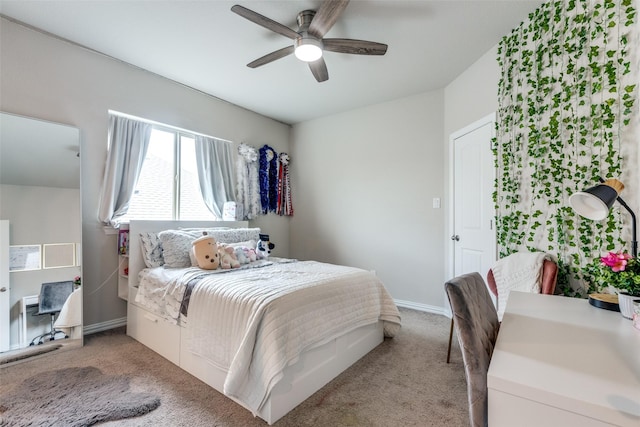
49,313,56,340
446,317,454,363
30,313,66,345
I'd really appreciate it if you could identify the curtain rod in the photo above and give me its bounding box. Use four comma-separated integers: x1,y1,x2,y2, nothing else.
108,110,234,144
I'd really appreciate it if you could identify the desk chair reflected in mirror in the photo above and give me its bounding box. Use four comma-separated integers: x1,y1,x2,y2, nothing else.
30,280,74,346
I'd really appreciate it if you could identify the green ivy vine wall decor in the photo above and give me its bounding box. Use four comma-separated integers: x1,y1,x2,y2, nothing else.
495,0,638,296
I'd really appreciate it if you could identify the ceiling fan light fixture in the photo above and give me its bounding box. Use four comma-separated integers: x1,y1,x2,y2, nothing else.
294,37,323,62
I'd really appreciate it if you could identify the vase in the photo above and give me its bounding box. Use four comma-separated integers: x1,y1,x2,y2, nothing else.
617,293,640,319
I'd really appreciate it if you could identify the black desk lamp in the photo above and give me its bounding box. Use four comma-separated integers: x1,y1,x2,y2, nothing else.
569,178,638,310
569,178,637,257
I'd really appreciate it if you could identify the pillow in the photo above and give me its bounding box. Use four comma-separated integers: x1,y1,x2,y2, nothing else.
149,227,262,268
206,228,261,244
139,232,164,268
179,226,231,233
226,239,257,249
158,229,203,268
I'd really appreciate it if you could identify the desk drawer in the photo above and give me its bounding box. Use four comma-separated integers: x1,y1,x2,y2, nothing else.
127,303,180,365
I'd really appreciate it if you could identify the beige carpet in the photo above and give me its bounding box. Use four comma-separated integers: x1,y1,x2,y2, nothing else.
0,308,469,426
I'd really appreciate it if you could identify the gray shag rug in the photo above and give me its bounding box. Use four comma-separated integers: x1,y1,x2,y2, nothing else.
0,366,160,426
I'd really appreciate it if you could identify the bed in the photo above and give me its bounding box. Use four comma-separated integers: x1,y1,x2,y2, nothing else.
126,220,401,425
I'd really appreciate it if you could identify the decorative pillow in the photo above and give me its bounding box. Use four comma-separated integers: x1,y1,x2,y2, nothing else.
206,228,261,244
226,239,257,249
158,229,203,268
179,227,231,233
173,227,260,244
150,227,262,268
139,232,164,268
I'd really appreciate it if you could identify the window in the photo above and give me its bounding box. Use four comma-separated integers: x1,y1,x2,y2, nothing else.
119,127,218,222
99,112,235,227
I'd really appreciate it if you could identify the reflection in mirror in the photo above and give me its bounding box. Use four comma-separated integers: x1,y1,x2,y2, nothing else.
0,112,82,366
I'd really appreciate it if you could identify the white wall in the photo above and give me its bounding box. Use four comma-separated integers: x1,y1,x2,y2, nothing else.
444,45,499,139
290,46,503,313
290,91,446,312
0,18,291,331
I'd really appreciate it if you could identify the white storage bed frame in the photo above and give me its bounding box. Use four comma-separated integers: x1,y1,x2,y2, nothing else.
126,220,384,425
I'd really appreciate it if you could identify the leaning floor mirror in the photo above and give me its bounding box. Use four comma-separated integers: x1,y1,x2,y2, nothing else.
0,112,83,366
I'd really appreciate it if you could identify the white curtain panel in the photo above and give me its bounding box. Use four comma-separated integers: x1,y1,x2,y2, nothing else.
97,114,152,226
195,135,236,219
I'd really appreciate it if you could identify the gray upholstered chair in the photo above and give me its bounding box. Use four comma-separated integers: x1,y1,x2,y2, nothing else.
446,258,557,363
444,272,500,427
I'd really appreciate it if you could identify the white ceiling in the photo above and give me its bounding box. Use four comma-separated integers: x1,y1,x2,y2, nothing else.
0,0,544,125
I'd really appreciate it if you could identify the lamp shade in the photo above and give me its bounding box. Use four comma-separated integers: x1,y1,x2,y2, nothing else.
569,179,624,220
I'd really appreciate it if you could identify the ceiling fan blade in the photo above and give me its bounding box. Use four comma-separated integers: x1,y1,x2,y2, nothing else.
323,39,388,55
247,45,295,68
308,0,350,38
308,58,329,82
231,5,299,40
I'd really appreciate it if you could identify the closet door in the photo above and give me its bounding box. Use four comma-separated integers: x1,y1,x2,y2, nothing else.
0,220,9,352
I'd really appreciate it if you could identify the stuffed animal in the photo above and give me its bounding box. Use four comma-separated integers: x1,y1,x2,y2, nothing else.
256,234,275,259
191,232,220,270
243,247,258,262
234,246,257,265
218,243,240,269
234,247,249,265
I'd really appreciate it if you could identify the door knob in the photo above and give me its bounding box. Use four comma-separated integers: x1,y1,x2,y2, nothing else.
451,235,460,241
0,287,6,292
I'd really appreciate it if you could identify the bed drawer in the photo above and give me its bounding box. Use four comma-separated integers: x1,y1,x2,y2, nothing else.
127,303,180,365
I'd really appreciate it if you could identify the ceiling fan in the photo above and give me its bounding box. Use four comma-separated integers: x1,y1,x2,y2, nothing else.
231,0,388,82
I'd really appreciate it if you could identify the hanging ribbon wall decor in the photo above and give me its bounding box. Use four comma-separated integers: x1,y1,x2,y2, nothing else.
236,143,260,220
259,144,278,214
276,152,293,216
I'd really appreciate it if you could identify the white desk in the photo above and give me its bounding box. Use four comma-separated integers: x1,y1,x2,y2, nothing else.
19,294,39,348
488,292,640,426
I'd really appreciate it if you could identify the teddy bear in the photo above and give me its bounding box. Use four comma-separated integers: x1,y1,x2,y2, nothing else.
218,243,240,269
191,232,220,270
256,234,275,259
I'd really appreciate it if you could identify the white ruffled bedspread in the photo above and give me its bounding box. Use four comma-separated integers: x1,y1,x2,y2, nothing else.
182,260,401,415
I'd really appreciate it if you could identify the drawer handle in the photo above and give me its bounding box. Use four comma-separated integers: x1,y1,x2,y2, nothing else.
143,314,158,323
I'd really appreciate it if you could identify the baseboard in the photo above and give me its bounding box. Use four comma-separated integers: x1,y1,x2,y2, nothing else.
82,317,127,335
394,299,449,317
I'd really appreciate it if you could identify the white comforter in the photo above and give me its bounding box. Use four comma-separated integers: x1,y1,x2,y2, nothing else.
181,260,401,415
134,259,275,324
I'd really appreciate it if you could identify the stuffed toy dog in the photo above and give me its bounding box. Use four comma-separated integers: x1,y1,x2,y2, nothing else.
256,234,275,259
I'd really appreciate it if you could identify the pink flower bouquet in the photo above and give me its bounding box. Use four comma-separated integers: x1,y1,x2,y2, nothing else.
584,250,640,296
